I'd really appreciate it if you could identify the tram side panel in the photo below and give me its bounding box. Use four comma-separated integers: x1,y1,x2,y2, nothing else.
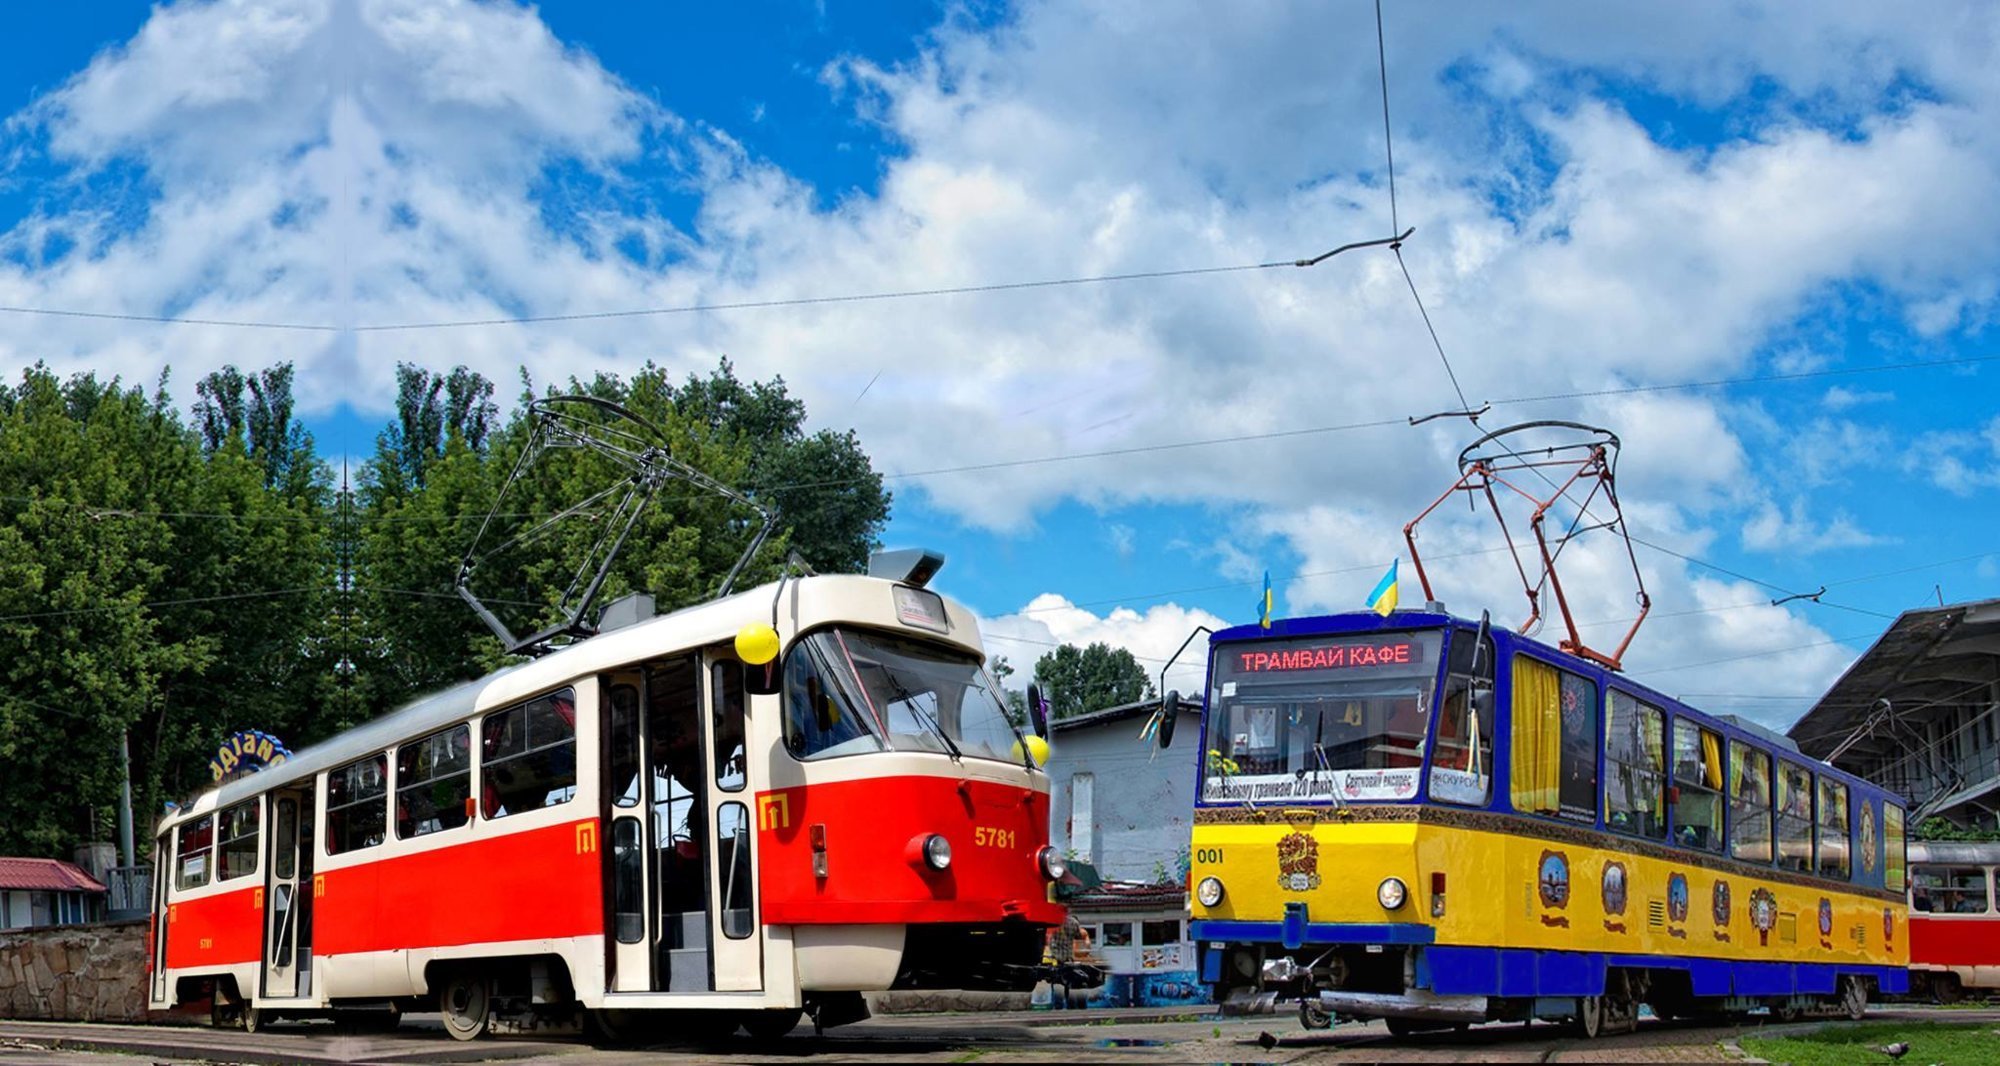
1193,814,1906,1003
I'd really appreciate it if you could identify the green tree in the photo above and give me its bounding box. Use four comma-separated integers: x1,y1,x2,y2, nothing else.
0,365,331,857
1032,642,1155,720
351,358,891,713
987,654,1029,726
666,359,890,574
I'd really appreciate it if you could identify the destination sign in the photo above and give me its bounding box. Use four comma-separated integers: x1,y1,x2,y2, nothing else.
1233,640,1424,674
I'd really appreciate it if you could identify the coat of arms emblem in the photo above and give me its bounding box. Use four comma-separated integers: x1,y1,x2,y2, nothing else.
1276,830,1321,891
1749,887,1779,946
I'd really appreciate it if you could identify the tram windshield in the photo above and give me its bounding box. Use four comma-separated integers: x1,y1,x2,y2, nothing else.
1202,630,1443,804
783,627,1025,764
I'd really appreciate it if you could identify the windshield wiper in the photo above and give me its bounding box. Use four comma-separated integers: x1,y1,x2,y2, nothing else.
881,670,963,763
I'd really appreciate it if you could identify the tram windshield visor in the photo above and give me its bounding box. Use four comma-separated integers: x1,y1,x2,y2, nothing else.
783,627,1025,764
1202,630,1443,804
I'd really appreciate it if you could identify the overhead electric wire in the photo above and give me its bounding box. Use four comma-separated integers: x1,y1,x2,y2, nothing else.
0,229,1413,334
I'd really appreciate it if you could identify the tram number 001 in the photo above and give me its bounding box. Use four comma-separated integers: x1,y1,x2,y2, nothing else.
1194,848,1225,864
973,827,1016,849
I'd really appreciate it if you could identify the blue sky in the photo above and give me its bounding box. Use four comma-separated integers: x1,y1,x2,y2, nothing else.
3,1,1998,726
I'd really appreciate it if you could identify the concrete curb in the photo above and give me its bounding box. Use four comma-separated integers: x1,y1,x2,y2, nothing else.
0,1022,564,1066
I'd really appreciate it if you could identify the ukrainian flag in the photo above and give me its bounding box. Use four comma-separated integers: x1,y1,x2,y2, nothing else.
1258,571,1274,630
1366,559,1400,617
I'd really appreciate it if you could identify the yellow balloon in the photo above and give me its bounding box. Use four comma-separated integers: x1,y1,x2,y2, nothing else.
1013,734,1051,767
735,623,781,666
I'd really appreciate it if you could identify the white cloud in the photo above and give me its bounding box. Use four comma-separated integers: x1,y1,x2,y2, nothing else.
1823,386,1893,411
981,594,1228,699
1741,498,1885,553
7,0,1998,711
1914,415,2000,495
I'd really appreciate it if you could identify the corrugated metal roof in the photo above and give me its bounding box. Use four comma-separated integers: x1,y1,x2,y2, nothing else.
1063,881,1187,913
1788,597,2000,763
0,858,107,893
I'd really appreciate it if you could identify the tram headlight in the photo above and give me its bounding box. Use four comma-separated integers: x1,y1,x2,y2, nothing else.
1377,877,1408,911
1038,846,1066,881
922,834,952,870
1196,876,1226,908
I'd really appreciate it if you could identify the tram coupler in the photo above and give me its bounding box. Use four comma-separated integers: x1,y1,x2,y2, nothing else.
1315,990,1487,1024
1218,988,1287,1016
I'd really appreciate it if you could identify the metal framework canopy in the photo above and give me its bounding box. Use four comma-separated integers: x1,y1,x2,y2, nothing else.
1403,419,1650,672
455,394,777,656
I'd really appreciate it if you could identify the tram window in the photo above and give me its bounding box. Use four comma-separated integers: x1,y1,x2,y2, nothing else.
174,815,214,890
1671,720,1725,852
612,819,644,944
1101,922,1134,947
217,799,260,881
1510,657,1597,823
396,724,472,839
712,660,746,792
1911,866,1989,914
716,801,754,938
1728,741,1773,864
1815,777,1850,880
1430,628,1495,806
608,683,641,809
1774,760,1814,873
1604,691,1665,841
782,638,881,759
327,753,388,854
1885,805,1907,892
1141,919,1183,946
481,689,578,819
273,798,297,881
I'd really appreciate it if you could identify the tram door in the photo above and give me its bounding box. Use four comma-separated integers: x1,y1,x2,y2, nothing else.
703,653,761,992
261,786,315,1000
605,654,739,994
150,831,170,1003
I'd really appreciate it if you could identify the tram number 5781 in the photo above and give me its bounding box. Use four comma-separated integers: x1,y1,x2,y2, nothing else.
974,826,1017,849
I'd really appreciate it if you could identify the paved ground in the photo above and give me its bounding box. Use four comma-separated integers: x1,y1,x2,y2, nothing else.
4,1006,1996,1064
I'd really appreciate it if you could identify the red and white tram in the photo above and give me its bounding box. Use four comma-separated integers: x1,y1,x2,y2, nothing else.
147,561,1066,1039
1906,840,2000,1002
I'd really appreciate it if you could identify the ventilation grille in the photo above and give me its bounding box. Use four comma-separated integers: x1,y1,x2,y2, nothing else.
1647,898,1666,930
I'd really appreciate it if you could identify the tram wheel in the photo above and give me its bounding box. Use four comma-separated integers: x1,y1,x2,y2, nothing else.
585,1008,661,1046
1573,996,1604,1039
240,1006,264,1034
741,1007,803,1040
1298,999,1333,1030
1838,977,1868,1021
439,972,492,1041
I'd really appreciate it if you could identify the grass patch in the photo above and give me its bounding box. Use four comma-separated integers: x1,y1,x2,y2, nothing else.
1740,1021,1999,1066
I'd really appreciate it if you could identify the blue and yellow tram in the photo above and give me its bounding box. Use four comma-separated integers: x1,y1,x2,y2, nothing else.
1182,609,1907,1037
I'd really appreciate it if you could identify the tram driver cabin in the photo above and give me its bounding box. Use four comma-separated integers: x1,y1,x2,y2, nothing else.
1185,609,1908,1037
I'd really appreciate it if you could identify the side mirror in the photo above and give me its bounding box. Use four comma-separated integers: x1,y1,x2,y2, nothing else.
1027,683,1050,738
1158,691,1181,749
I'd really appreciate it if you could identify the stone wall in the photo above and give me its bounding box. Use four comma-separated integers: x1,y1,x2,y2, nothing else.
0,919,148,1022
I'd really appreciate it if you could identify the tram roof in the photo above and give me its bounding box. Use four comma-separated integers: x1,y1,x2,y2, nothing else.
169,573,980,827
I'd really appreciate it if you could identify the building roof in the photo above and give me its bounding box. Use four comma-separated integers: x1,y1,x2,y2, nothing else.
1788,597,2000,763
0,858,107,894
1050,695,1208,736
1063,880,1187,914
